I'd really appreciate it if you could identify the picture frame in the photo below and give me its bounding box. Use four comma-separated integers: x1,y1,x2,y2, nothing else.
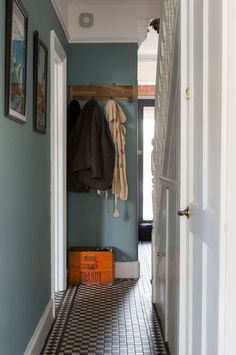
5,0,28,123
33,31,48,134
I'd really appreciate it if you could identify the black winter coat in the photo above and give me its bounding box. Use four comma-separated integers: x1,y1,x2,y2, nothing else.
67,99,90,192
68,100,115,190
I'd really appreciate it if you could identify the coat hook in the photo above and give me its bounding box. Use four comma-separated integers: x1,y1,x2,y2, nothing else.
128,96,133,104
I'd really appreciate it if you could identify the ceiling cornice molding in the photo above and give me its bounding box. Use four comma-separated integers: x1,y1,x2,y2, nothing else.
69,37,140,44
138,54,157,62
68,0,157,5
51,0,70,41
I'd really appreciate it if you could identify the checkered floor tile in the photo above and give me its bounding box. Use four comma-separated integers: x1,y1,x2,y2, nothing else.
41,243,167,354
54,290,66,315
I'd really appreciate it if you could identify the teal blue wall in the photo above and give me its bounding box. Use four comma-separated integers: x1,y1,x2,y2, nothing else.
0,0,67,354
68,44,138,261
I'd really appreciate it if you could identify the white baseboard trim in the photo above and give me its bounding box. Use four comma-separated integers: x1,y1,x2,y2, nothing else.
24,298,54,355
115,261,140,279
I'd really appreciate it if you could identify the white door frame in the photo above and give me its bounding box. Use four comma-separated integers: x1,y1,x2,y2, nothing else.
218,1,236,355
50,30,67,300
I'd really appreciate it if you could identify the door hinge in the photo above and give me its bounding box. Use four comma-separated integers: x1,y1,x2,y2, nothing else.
186,87,190,100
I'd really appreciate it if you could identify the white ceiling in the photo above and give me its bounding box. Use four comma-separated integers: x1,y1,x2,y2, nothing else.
52,0,159,84
52,0,160,49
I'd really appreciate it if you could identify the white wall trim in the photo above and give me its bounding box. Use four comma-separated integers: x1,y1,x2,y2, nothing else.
115,262,140,279
50,30,67,297
218,1,236,355
69,37,140,44
24,299,54,355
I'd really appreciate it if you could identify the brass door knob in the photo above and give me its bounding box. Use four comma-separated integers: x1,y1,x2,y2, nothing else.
177,206,190,218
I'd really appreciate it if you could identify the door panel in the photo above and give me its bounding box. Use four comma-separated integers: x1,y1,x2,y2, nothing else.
156,185,168,330
167,187,179,351
179,0,221,354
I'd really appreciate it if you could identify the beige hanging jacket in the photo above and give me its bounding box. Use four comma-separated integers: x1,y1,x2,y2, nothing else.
104,99,128,217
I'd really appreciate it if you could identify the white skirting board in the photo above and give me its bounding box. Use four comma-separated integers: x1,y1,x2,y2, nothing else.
115,261,140,279
24,298,54,355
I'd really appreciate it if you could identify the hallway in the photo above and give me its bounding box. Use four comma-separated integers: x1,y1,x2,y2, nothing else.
42,243,167,354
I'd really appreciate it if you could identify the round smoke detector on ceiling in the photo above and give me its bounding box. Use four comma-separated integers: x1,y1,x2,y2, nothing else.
79,13,94,28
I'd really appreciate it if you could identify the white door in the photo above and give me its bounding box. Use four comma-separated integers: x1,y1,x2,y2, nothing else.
152,0,222,353
50,31,67,298
179,0,221,354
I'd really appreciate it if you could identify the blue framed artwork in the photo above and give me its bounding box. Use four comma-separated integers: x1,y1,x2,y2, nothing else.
5,0,28,123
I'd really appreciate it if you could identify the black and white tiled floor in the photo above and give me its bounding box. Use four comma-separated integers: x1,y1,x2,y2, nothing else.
42,243,167,354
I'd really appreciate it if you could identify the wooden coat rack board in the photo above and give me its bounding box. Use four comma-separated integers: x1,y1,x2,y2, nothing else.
68,85,138,102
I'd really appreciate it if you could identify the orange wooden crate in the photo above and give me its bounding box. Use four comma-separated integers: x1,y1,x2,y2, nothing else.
68,247,114,285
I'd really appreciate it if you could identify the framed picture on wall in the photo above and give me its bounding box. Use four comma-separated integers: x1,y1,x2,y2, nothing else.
33,31,48,134
5,0,28,123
